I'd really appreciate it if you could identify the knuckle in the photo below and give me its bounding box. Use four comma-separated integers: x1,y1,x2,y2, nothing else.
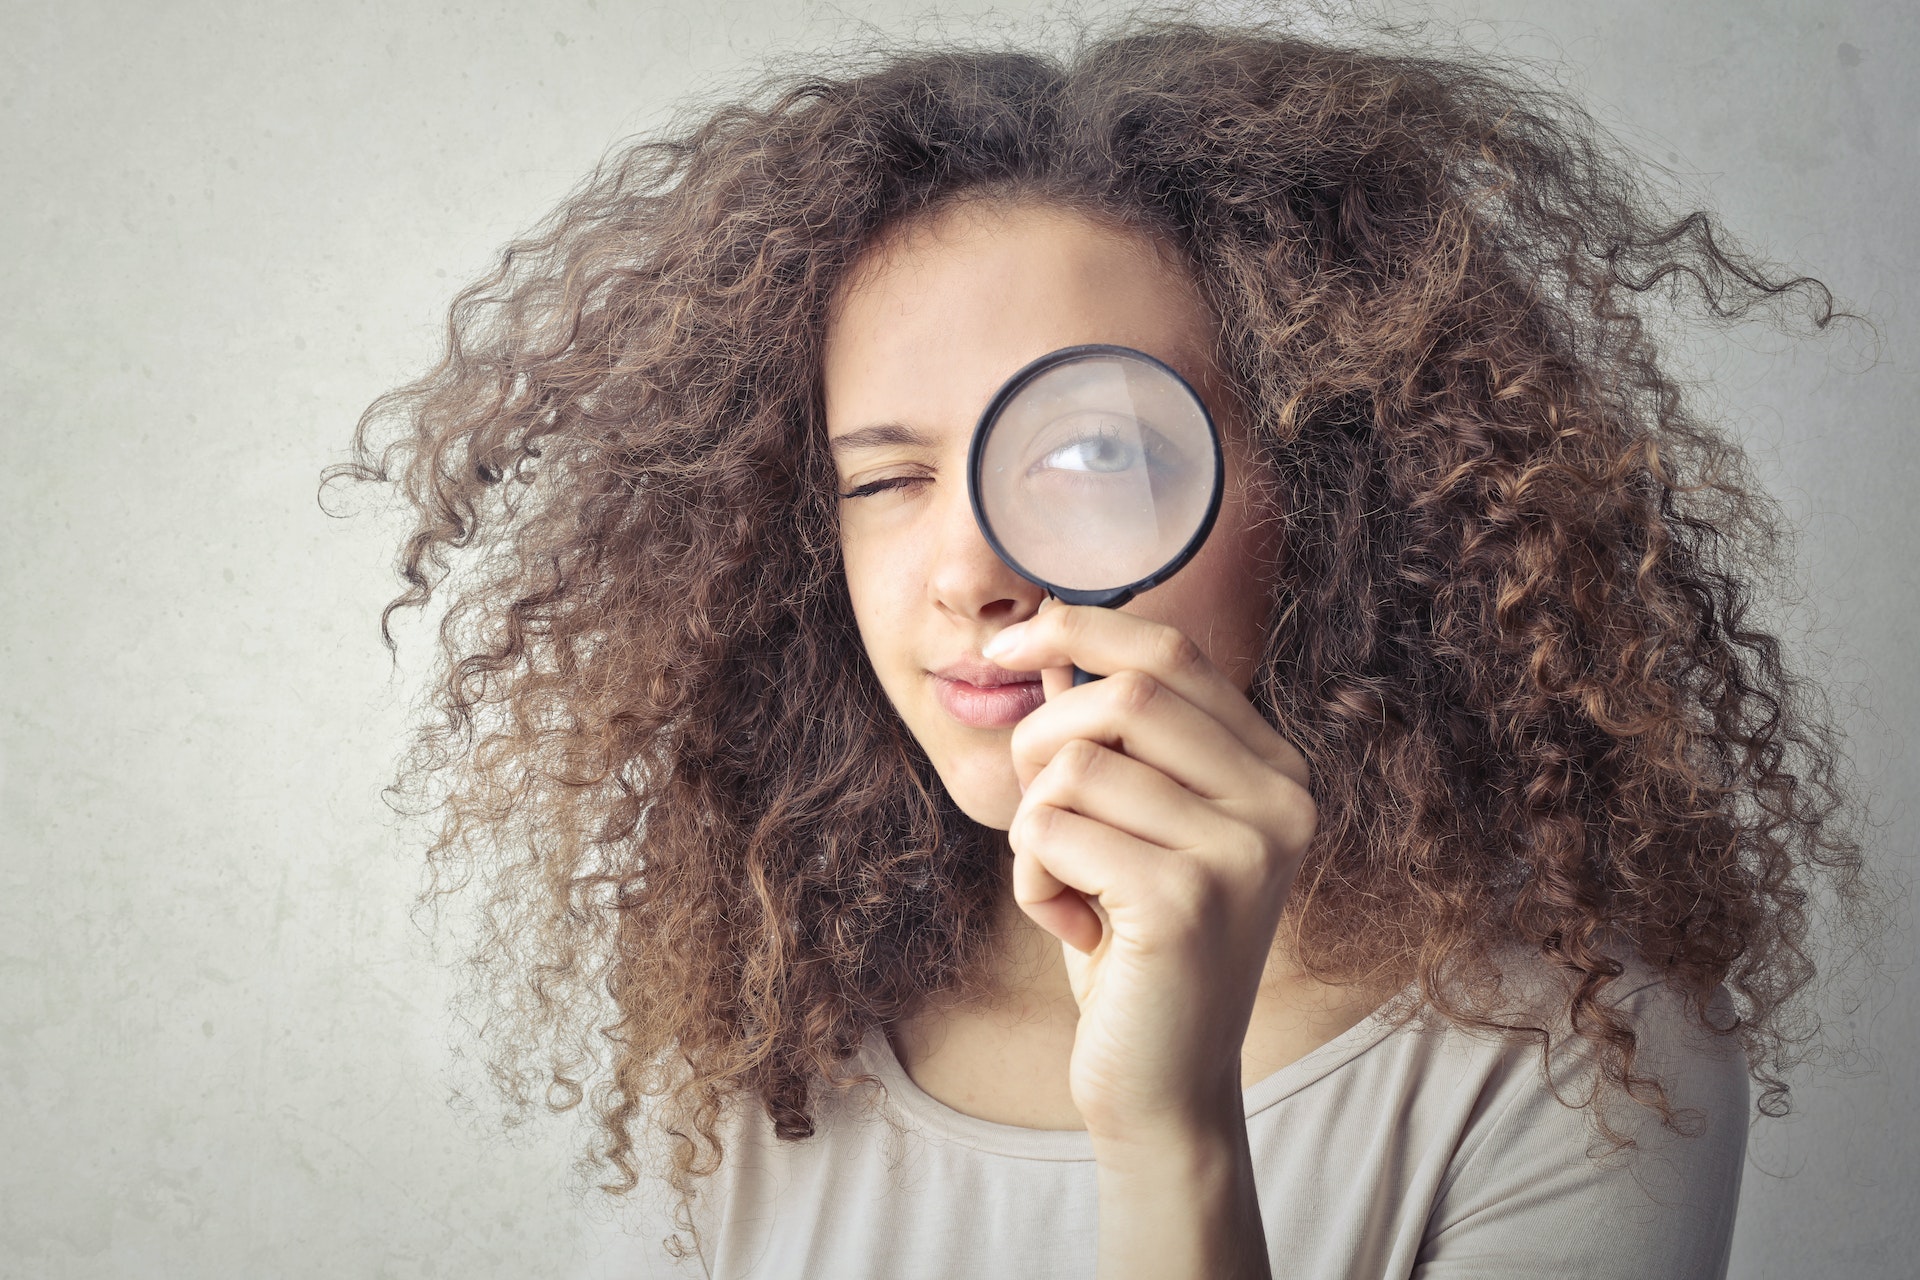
1273,783,1319,851
1005,805,1026,848
1056,737,1105,785
1226,820,1270,867
1151,627,1205,676
1013,803,1055,847
1110,669,1161,716
1293,793,1320,846
1008,808,1033,852
1204,818,1271,886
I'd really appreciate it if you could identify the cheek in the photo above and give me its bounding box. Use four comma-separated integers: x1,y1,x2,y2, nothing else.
841,536,886,634
1130,474,1277,687
841,522,919,674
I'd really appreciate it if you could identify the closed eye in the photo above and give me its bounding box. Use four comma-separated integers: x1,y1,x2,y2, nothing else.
839,475,928,499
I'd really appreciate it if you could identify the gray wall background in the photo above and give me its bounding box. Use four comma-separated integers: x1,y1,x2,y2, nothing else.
3,1,1913,1276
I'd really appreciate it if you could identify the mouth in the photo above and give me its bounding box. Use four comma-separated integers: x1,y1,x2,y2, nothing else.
929,660,1045,729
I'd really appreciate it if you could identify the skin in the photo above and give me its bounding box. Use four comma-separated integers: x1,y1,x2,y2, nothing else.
823,200,1360,1278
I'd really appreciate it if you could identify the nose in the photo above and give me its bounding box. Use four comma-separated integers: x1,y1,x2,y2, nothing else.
926,472,1044,626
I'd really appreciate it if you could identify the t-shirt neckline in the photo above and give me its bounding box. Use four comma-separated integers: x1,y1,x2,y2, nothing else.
857,987,1416,1162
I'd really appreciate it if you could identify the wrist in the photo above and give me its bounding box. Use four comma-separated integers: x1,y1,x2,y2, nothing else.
1089,1109,1271,1280
1088,1104,1245,1195
1081,1080,1244,1153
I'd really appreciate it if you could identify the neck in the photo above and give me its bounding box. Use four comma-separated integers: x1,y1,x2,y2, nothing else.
886,856,1389,1128
985,882,1081,1013
972,853,1330,1016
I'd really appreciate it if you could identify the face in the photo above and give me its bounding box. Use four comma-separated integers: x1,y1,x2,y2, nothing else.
822,201,1277,829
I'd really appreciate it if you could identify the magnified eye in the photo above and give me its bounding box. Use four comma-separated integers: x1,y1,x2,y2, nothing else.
1024,412,1177,481
969,346,1221,597
1039,429,1139,474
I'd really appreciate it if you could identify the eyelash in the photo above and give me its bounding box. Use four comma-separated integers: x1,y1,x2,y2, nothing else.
838,476,926,499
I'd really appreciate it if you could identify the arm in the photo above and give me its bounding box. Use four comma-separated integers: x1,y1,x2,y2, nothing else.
1090,1106,1272,1280
985,604,1315,1280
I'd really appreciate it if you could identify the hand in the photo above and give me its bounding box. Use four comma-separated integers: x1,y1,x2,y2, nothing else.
982,603,1317,1140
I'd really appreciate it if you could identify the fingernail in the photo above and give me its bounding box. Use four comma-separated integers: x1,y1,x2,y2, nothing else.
983,624,1026,659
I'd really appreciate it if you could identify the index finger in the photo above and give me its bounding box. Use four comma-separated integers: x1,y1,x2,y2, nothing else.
984,603,1309,787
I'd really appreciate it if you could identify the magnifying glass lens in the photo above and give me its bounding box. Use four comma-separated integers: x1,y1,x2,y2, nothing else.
974,349,1219,597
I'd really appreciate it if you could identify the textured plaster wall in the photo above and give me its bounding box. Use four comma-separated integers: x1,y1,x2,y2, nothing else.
2,1,1913,1276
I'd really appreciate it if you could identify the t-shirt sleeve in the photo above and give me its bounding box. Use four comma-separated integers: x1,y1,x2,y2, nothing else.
1413,980,1750,1280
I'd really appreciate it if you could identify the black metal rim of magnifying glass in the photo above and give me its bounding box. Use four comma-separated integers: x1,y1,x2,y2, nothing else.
965,342,1227,612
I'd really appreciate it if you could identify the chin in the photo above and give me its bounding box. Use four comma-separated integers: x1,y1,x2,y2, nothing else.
950,795,1018,832
932,753,1022,831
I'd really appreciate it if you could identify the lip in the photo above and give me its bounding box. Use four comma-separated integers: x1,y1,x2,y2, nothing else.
930,660,1045,729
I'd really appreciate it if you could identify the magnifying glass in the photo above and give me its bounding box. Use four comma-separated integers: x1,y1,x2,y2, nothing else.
967,343,1224,686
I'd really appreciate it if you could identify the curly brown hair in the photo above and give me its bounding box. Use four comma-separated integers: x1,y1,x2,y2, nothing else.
323,11,1875,1258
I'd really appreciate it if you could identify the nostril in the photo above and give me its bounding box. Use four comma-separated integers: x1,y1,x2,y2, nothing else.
979,597,1022,620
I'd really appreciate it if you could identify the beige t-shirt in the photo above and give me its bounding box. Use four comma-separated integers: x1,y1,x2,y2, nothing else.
574,970,1748,1279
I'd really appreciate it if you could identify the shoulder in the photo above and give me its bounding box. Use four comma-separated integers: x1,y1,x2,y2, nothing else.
1432,946,1751,1158
1491,947,1750,1115
1410,951,1750,1279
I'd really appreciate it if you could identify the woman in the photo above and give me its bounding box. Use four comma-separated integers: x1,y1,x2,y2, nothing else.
328,16,1871,1279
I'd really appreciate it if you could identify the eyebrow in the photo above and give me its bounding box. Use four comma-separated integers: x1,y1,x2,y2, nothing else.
827,423,938,454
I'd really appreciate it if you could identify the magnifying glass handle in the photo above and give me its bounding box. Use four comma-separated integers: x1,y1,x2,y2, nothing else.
1072,666,1099,687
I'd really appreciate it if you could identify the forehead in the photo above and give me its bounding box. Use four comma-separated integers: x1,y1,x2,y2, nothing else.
821,202,1220,436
